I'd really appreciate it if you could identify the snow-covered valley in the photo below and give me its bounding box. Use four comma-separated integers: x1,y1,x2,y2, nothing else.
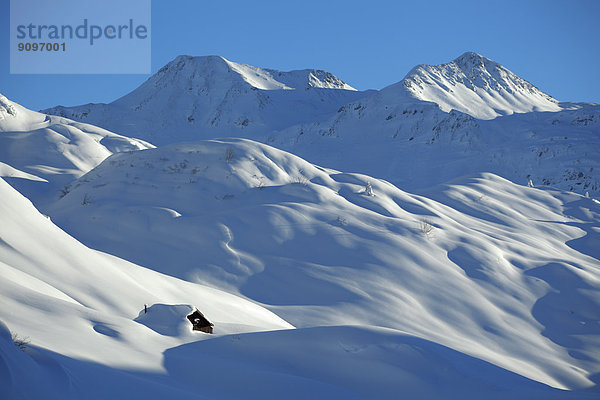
1,52,599,399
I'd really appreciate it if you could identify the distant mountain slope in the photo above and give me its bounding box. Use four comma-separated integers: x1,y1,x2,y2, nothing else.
44,55,366,144
47,138,600,391
0,94,154,205
387,52,562,119
273,90,600,196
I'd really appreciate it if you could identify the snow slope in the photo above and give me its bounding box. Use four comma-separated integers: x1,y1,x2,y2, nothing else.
4,167,594,399
0,94,154,205
388,52,562,119
161,325,589,400
44,55,365,144
0,176,294,398
47,138,600,392
3,321,588,400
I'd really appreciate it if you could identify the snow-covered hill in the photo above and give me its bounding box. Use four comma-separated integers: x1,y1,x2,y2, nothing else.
0,94,154,205
388,52,562,119
0,175,296,398
44,55,366,144
5,159,596,398
47,138,600,392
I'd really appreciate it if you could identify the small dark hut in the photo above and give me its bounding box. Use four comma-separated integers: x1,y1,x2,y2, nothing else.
187,309,214,334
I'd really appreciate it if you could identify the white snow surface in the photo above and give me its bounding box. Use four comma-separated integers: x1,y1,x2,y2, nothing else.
0,176,293,398
2,138,599,397
0,94,154,204
222,56,356,91
45,139,600,394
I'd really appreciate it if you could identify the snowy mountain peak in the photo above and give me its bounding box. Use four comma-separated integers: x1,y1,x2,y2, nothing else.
393,52,562,119
448,51,551,98
452,51,494,72
132,55,355,95
158,54,230,76
44,55,363,144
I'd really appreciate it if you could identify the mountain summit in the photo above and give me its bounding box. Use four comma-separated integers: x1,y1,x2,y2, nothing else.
44,55,363,144
140,55,356,92
384,52,562,119
114,55,356,109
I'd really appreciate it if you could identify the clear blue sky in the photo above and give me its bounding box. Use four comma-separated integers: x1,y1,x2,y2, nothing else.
2,0,599,111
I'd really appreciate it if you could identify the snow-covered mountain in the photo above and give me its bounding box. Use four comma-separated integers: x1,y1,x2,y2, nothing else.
46,138,600,392
44,55,366,144
41,53,599,197
0,94,154,205
387,52,562,119
43,52,565,141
